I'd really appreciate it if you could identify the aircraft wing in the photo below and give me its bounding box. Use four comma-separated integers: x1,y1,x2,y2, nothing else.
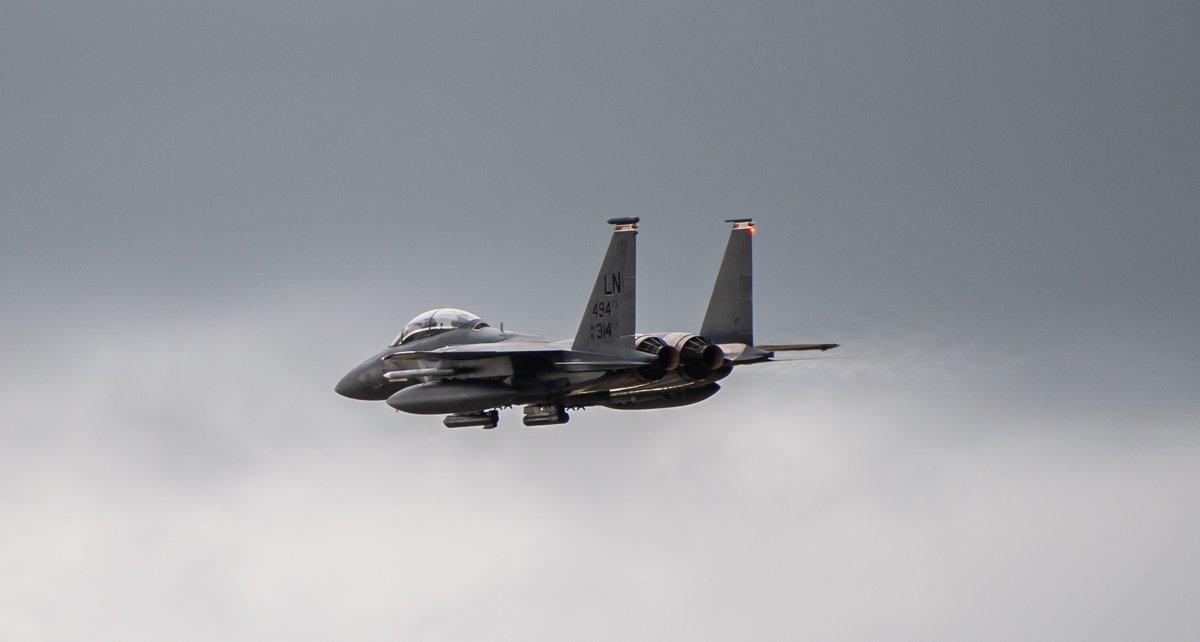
383,343,655,368
554,359,655,372
382,341,568,361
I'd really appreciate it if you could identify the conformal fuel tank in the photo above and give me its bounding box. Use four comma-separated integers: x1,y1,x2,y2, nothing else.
386,381,517,415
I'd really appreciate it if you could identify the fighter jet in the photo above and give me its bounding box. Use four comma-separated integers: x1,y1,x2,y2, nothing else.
335,218,838,428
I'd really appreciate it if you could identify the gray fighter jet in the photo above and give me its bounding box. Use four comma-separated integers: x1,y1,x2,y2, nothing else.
335,218,838,428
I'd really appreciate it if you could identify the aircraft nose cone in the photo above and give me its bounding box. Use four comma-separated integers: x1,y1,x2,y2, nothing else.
335,370,364,399
336,365,397,400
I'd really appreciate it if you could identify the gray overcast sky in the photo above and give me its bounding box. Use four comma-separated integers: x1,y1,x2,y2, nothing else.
2,2,1198,640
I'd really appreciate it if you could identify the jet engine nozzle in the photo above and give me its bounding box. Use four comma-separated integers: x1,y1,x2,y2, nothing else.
664,332,726,381
633,335,681,382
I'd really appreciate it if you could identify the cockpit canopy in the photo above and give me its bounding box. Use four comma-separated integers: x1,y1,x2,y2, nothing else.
392,308,487,346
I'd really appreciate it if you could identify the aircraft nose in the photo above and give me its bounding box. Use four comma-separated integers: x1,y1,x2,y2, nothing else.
335,369,364,399
336,361,402,401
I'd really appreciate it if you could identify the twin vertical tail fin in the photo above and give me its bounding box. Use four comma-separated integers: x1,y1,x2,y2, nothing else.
700,219,755,345
570,217,834,362
572,218,639,355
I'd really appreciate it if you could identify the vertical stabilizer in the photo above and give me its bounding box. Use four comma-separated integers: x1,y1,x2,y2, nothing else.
700,219,754,344
573,218,638,354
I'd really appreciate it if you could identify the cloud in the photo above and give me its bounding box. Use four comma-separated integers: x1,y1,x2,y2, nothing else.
2,297,1196,641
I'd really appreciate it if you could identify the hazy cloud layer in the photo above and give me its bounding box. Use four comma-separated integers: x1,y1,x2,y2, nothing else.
3,289,1197,641
2,1,1198,640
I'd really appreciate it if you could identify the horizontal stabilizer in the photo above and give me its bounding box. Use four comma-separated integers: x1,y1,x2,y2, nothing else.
756,343,840,352
718,343,772,364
